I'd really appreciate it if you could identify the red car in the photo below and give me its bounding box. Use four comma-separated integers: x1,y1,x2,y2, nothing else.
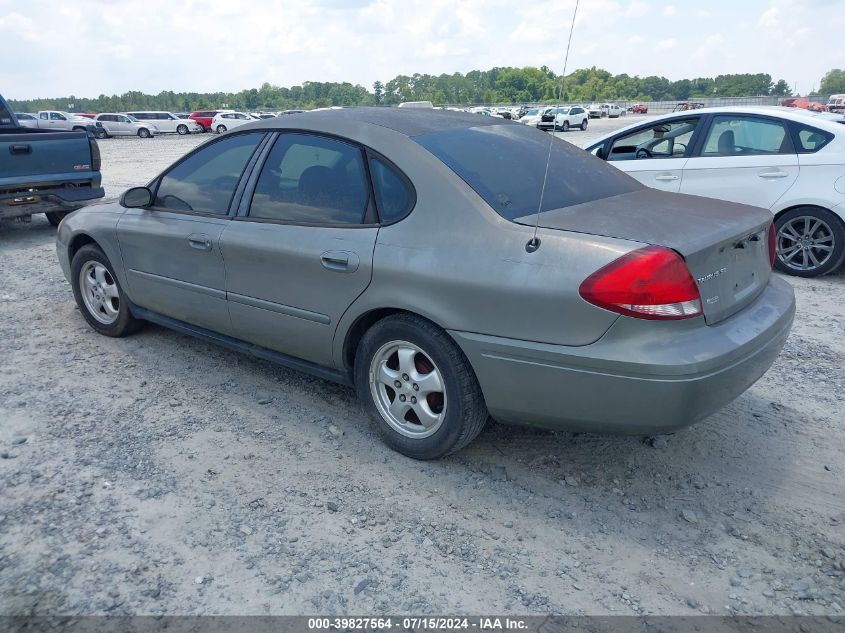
628,103,648,114
781,97,828,113
188,110,223,132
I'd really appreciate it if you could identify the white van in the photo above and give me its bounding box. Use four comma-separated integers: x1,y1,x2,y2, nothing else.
827,94,845,114
397,101,434,109
126,111,203,134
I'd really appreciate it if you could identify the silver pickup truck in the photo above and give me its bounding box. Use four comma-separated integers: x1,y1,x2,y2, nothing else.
1,94,104,225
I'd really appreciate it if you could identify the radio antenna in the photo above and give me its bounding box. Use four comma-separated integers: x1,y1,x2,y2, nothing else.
526,0,579,253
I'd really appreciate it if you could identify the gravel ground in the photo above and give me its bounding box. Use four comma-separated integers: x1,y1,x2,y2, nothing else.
1,117,844,617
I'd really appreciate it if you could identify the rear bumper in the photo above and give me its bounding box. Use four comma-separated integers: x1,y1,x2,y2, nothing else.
0,186,105,219
450,276,795,434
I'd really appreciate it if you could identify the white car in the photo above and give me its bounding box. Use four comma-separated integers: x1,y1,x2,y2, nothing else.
211,111,257,133
93,113,159,138
585,106,845,276
126,111,203,135
588,103,624,118
14,112,38,128
536,106,589,132
520,107,548,126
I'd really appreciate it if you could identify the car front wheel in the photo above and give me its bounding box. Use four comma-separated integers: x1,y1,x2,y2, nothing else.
177,124,188,135
71,244,142,337
581,118,588,131
138,128,151,138
774,207,845,277
354,314,488,459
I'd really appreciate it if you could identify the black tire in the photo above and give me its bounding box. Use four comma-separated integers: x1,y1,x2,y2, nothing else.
774,207,845,277
562,120,570,132
354,314,488,459
216,124,227,134
45,211,69,227
138,128,151,138
70,244,142,337
94,127,108,139
580,118,588,131
176,124,188,135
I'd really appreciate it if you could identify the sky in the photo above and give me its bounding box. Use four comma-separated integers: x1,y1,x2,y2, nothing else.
1,0,844,100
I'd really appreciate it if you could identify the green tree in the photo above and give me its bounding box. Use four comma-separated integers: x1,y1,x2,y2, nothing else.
820,69,845,94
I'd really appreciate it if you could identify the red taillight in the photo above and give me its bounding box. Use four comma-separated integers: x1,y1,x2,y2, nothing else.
89,137,101,171
579,246,702,320
767,222,777,268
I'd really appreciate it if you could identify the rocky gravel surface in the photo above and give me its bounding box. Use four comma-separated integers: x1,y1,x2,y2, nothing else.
1,121,844,616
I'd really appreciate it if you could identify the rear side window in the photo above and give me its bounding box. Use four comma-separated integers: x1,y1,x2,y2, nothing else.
702,116,792,155
154,132,264,215
792,124,834,153
414,124,639,221
369,157,413,223
248,133,369,225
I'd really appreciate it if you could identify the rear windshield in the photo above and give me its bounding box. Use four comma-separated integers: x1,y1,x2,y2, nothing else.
414,124,639,221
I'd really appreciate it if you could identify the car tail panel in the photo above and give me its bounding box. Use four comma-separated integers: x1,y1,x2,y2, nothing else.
515,188,774,324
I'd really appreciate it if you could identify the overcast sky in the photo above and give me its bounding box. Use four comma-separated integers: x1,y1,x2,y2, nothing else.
2,0,844,100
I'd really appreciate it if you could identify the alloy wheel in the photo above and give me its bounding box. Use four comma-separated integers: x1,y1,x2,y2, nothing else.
369,340,447,438
777,215,835,272
78,261,120,325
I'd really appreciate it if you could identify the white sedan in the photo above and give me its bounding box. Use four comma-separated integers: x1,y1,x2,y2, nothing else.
211,111,258,133
586,106,845,276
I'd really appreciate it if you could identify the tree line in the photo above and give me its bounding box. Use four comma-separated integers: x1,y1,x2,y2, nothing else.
9,66,827,114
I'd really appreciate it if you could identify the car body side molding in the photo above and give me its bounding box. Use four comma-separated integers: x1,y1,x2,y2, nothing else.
128,302,353,386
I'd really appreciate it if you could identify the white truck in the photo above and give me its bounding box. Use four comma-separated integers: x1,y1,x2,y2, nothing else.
33,111,97,133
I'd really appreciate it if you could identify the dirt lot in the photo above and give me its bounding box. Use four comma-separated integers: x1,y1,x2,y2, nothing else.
1,117,844,617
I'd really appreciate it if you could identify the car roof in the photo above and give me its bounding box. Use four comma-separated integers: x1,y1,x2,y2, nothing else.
238,106,515,137
587,105,844,145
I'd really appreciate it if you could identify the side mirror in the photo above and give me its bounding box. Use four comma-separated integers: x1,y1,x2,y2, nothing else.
120,186,152,208
591,145,606,160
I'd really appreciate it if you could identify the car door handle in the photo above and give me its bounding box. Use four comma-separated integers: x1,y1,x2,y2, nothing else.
758,169,789,179
654,174,679,182
187,234,212,251
321,251,359,273
9,144,31,155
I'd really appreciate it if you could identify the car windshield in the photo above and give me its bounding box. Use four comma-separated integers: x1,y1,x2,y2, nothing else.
125,114,139,122
525,108,540,116
414,124,640,221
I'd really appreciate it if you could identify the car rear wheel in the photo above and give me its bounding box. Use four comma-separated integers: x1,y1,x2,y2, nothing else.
45,211,69,227
138,128,151,138
581,118,588,131
774,207,845,277
354,314,488,459
70,244,141,337
216,124,227,133
177,124,188,135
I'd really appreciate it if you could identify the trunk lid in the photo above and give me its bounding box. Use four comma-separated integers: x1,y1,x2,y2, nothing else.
514,189,773,325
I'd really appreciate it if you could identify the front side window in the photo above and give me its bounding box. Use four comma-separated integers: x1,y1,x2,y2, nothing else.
702,116,791,156
608,118,699,160
153,132,264,215
249,133,369,224
415,124,639,221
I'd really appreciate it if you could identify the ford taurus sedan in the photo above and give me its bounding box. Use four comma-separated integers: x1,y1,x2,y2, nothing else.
56,109,795,459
